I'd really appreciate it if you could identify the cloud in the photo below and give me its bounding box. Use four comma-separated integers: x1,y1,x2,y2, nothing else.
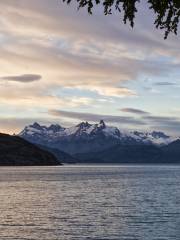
154,81,176,86
0,0,178,107
48,109,146,126
0,84,94,108
0,1,179,87
75,86,137,98
143,115,179,122
141,115,180,134
0,117,45,134
1,74,41,83
143,115,180,126
120,108,150,115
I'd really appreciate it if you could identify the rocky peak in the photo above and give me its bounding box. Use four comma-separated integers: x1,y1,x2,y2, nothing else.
48,124,63,132
31,122,43,130
98,120,106,129
133,131,143,136
76,121,91,129
151,131,169,139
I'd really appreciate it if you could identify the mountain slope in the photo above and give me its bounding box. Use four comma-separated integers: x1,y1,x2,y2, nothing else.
0,133,61,166
75,141,180,164
75,144,162,164
161,139,180,162
37,144,77,164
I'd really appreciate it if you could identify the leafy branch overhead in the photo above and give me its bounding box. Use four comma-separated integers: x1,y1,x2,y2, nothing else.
62,0,180,39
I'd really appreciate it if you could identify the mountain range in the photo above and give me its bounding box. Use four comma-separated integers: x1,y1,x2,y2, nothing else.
19,121,180,164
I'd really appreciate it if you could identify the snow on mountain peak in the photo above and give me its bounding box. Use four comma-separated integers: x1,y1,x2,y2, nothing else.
19,121,176,146
151,131,169,139
129,130,173,145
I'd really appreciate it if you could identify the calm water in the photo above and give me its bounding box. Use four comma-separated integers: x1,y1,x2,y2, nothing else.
0,165,180,240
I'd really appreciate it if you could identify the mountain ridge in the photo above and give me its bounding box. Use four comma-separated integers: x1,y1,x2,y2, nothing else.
19,121,176,155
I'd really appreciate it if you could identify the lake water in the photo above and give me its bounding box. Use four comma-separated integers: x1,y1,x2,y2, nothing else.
0,165,180,240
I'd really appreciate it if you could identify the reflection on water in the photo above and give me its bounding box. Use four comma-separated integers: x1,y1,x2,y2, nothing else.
0,165,180,239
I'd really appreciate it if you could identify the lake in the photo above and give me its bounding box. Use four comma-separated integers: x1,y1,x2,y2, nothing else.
0,165,180,240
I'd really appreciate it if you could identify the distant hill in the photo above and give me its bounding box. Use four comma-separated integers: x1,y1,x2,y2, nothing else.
0,133,61,166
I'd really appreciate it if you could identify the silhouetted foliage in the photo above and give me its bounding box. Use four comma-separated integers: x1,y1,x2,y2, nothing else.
62,0,180,39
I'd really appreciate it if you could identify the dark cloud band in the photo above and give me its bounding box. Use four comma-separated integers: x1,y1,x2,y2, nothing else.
1,74,42,83
154,81,176,86
48,109,146,126
120,108,150,115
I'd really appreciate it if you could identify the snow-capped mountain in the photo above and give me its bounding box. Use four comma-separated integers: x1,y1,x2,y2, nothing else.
19,121,176,154
128,130,173,145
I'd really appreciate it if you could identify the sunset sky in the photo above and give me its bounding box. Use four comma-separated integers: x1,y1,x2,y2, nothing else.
0,0,180,135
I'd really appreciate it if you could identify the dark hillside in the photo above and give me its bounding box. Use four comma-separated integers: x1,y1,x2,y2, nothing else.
0,133,61,166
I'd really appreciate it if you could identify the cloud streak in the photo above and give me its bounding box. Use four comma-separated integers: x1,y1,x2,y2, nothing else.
1,74,41,83
120,108,150,115
154,81,176,86
49,109,146,126
49,109,180,135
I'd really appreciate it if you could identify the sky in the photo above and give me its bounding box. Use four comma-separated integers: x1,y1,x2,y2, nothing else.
0,0,180,135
